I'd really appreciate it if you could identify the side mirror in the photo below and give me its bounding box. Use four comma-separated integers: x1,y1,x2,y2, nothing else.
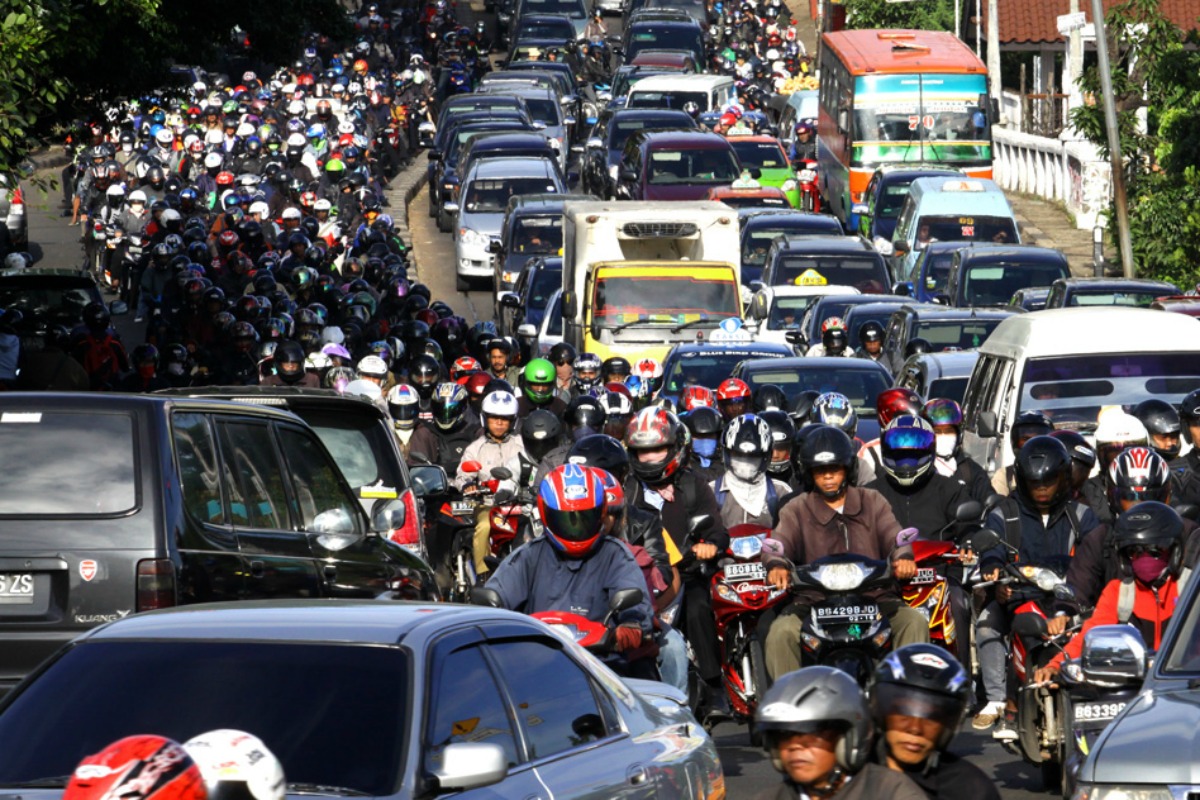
610,588,644,613
619,168,638,183
931,293,950,306
962,528,1002,554
310,507,354,535
499,292,522,309
516,323,538,338
749,168,762,180
896,527,920,546
892,239,910,255
488,240,503,254
470,586,504,608
564,115,577,126
977,410,999,438
1053,582,1080,605
562,292,578,319
1178,504,1200,522
371,499,406,532
428,743,508,792
784,330,807,347
570,144,584,154
890,282,911,297
749,280,765,292
532,120,547,130
954,500,983,523
1081,625,1147,684
409,464,450,498
109,300,129,316
443,202,460,214
1011,612,1048,639
491,466,513,481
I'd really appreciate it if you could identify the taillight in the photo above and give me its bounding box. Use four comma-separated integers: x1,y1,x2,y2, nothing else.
11,187,22,207
389,489,421,546
136,558,177,611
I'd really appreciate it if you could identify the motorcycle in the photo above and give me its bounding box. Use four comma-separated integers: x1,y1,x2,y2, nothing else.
794,157,820,212
484,465,541,570
711,523,788,744
413,458,492,602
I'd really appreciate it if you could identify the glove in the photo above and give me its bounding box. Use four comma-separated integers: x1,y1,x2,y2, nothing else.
614,624,643,653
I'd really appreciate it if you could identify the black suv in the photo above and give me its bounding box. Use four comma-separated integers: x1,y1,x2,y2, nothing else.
0,393,437,695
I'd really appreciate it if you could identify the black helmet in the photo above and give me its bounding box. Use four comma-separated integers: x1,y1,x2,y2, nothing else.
1113,501,1184,585
1010,410,1054,452
1132,398,1183,460
601,356,632,381
759,409,796,477
409,354,441,399
1049,429,1096,469
567,434,630,483
755,666,872,776
682,405,723,437
721,413,772,482
82,301,110,332
798,425,858,499
430,382,469,431
1180,389,1200,443
858,320,884,344
274,339,306,384
564,395,607,438
1014,435,1071,512
752,384,788,413
522,409,563,462
788,389,822,427
903,337,933,358
548,341,577,366
871,645,971,753
822,327,848,355
1107,446,1171,508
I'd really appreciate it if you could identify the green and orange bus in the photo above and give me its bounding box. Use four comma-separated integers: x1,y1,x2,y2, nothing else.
816,29,994,230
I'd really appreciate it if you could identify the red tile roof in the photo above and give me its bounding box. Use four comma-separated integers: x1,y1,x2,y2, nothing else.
994,0,1200,45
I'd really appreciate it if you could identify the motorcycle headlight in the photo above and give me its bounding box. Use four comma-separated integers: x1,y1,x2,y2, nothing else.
459,228,489,248
801,633,822,651
1062,660,1084,682
1073,786,1175,800
716,583,741,604
814,562,867,591
782,179,797,192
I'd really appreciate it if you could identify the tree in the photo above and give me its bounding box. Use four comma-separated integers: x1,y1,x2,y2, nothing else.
843,0,956,32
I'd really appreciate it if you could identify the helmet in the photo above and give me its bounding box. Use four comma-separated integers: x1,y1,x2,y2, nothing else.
429,382,468,431
752,384,788,413
522,409,563,461
597,389,634,439
65,736,206,800
922,398,963,429
573,352,602,392
722,413,772,482
564,395,607,438
1132,398,1182,460
904,337,933,358
876,388,923,428
601,356,632,381
716,378,752,419
1108,446,1171,508
683,405,723,438
858,320,884,344
820,315,845,334
624,407,686,485
83,301,111,332
274,339,306,384
1014,435,1072,511
548,341,577,366
1113,501,1184,585
1050,429,1097,471
788,389,822,427
1180,388,1200,444
798,425,858,498
522,358,556,404
870,645,971,753
357,354,389,380
681,385,716,411
755,666,872,775
880,415,936,487
386,384,420,430
822,327,849,355
183,729,286,800
464,371,493,405
567,434,630,483
759,409,796,476
451,355,482,382
409,354,441,399
1094,409,1148,469
538,464,608,557
1010,410,1055,452
813,392,857,438
481,389,519,422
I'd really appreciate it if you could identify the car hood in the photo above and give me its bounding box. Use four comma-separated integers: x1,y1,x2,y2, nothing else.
1084,685,1200,784
458,212,505,236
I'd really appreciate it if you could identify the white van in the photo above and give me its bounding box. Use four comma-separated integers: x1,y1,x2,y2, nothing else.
625,74,737,115
959,307,1200,474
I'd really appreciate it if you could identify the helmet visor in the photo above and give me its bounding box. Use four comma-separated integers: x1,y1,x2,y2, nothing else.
872,683,964,731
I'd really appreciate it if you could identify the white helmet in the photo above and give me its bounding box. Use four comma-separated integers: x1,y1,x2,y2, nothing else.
128,189,147,204
236,122,256,138
203,152,224,169
305,351,332,371
155,128,174,146
248,201,270,217
183,729,286,800
357,355,389,379
337,120,355,135
287,99,306,116
4,252,27,271
343,378,383,400
205,129,225,145
481,390,519,419
106,184,126,198
287,132,307,148
321,325,345,345
766,47,780,60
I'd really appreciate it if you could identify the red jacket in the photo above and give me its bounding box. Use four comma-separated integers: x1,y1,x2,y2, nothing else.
1053,576,1178,668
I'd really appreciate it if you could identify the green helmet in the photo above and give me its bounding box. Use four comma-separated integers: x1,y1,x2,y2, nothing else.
523,358,556,404
325,158,345,174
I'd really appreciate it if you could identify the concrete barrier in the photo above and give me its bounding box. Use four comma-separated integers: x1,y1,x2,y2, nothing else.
992,126,1112,231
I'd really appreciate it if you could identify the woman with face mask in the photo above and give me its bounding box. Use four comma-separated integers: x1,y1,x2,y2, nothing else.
921,398,992,504
709,413,792,529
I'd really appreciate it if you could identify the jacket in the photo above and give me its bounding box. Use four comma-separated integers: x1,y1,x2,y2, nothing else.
766,486,905,569
752,763,926,800
1171,449,1200,506
454,432,525,489
982,494,1098,573
486,535,653,633
711,476,791,529
410,419,482,474
864,472,970,539
880,748,1001,800
1080,475,1114,525
1066,517,1200,608
1051,575,1179,668
626,468,730,557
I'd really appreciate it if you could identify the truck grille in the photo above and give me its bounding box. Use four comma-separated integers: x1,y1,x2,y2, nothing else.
622,222,698,238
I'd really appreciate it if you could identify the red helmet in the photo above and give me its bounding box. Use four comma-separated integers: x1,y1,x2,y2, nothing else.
451,355,482,383
538,464,609,557
597,469,625,517
605,381,633,400
624,406,687,485
465,371,492,402
717,377,752,419
820,315,846,334
681,385,716,411
215,171,235,187
66,736,206,800
876,387,923,429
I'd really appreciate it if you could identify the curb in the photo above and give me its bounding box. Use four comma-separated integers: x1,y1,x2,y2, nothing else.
26,148,69,172
385,156,430,282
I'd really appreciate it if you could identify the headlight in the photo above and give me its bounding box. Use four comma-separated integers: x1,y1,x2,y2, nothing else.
781,179,797,192
1062,661,1084,682
1073,786,1175,800
459,228,489,248
873,236,894,255
716,584,741,604
814,562,867,591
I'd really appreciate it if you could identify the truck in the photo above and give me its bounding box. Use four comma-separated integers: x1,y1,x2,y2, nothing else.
560,201,744,362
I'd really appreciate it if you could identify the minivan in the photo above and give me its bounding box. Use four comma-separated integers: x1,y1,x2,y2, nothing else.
625,74,737,115
943,244,1070,307
616,129,740,201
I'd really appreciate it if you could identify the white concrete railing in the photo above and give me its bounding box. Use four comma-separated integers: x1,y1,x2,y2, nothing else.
992,125,1112,231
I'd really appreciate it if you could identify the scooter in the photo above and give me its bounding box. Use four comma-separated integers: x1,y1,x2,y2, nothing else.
485,465,541,570
711,523,788,744
795,157,820,212
419,459,494,602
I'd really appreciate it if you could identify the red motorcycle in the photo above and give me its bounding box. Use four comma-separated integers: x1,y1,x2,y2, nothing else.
423,459,495,602
485,466,541,570
711,523,789,744
795,158,820,212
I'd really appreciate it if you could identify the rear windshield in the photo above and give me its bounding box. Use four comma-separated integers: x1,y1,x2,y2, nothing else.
301,409,406,493
0,640,408,796
742,221,842,267
743,366,889,418
512,216,563,255
0,411,136,516
648,147,739,184
466,178,558,213
610,116,690,148
962,262,1067,306
1066,289,1161,307
627,90,709,112
521,0,586,17
774,254,888,294
529,266,563,309
627,27,703,60
914,319,1003,350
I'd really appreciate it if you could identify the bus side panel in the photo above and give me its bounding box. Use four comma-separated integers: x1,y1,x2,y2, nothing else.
818,105,850,226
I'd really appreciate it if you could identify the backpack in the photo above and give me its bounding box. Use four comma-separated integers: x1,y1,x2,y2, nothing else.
996,495,1088,558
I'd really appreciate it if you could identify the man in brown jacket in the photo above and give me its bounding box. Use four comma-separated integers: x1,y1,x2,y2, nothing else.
762,427,930,679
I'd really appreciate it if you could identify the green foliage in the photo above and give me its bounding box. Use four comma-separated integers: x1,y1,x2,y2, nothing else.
843,0,956,32
1126,169,1200,288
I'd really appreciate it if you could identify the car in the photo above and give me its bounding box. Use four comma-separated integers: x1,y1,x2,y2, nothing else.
490,65,583,131
657,340,792,405
0,393,439,696
580,107,696,199
637,0,708,27
451,156,566,291
513,0,588,39
900,240,970,302
881,304,1017,374
493,193,585,298
1008,286,1050,311
627,7,697,26
797,292,914,348
476,85,572,169
738,208,845,285
0,267,124,341
605,64,672,109
507,13,578,53
619,18,705,67
854,165,964,255
518,286,565,357
730,356,892,441
892,350,980,405
426,105,532,217
624,74,737,115
432,120,539,232
746,284,860,351
705,185,791,209
842,299,925,351
616,129,740,201
456,131,563,212
0,601,726,799
726,134,800,207
499,255,562,338
1151,294,1200,317
1044,276,1179,308
0,172,27,255
944,244,1072,307
628,50,699,72
760,235,892,295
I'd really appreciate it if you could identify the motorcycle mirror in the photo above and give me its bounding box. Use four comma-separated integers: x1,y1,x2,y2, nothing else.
609,587,644,613
470,586,503,608
895,527,920,546
1177,503,1200,522
491,466,513,480
983,492,1005,513
1053,582,1080,605
1011,612,1049,639
687,514,712,534
462,460,482,474
493,488,515,505
954,500,983,523
761,538,784,559
963,528,1002,553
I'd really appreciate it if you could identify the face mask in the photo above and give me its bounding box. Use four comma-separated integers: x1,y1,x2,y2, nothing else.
1131,553,1169,584
935,433,957,459
728,454,762,482
166,362,185,377
693,437,718,458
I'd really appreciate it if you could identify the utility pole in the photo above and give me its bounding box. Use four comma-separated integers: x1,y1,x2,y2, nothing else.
1090,0,1136,277
986,0,1001,102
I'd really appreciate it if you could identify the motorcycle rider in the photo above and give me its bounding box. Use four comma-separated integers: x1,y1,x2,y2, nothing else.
789,120,817,163
711,413,791,527
495,409,564,515
923,398,991,503
865,415,971,538
573,351,603,395
517,357,568,418
409,382,482,473
753,665,925,800
716,377,753,422
1132,398,1183,462
854,320,887,365
485,337,513,381
457,389,525,578
387,383,422,460
762,426,928,680
1050,428,1098,499
548,341,576,402
989,410,1054,497
760,408,799,488
1080,409,1149,524
260,339,319,386
973,435,1098,738
683,405,725,482
72,301,130,391
870,646,1000,800
806,319,853,358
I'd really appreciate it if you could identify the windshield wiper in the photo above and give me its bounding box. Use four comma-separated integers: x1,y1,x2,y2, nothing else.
670,317,721,333
0,776,72,788
600,318,657,334
287,783,372,797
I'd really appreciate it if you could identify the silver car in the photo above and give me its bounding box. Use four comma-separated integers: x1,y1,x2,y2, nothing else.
0,601,725,800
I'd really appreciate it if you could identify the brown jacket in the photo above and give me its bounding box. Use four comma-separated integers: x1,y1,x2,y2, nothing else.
765,486,906,570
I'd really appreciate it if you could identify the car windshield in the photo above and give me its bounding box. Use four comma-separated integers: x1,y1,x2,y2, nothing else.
729,140,789,169
914,215,1018,248
518,21,575,38
767,295,820,330
0,283,93,323
521,0,586,17
717,193,789,208
913,319,1003,350
512,216,563,254
742,221,841,267
0,640,407,795
0,412,136,516
910,247,958,292
961,262,1067,306
1020,352,1200,431
664,352,782,392
302,409,404,492
528,266,562,309
647,148,739,184
742,366,888,418
466,178,558,213
627,27,703,60
928,376,968,405
610,116,687,149
851,73,992,164
773,255,888,294
593,274,739,325
627,90,709,111
1066,289,1162,307
612,69,666,99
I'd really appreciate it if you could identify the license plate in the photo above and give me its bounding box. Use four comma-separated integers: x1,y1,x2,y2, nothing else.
0,573,35,604
724,562,765,581
450,502,475,516
910,567,939,585
1073,701,1126,723
814,603,879,624
798,170,816,182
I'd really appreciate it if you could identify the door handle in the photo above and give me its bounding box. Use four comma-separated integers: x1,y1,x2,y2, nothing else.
627,764,649,786
249,560,265,578
323,564,338,580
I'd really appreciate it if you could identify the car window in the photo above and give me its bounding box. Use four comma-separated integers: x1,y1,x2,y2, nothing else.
428,645,521,767
276,426,362,534
173,413,225,525
217,420,290,530
487,640,607,759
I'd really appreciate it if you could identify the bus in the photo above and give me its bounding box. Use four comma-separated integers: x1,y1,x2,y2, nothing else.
817,29,994,231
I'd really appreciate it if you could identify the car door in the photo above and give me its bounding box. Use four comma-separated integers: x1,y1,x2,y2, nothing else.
214,417,322,600
170,412,244,603
483,636,657,800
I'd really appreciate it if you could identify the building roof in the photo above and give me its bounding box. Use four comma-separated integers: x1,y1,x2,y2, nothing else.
995,0,1200,45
